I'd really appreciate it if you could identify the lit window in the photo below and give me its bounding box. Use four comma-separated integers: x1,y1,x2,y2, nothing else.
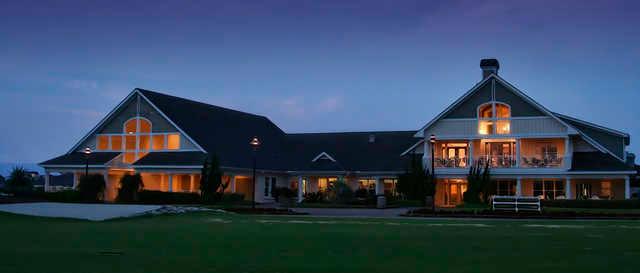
123,152,136,163
139,119,151,133
167,134,180,150
97,135,109,150
601,181,611,197
478,120,493,135
124,119,137,134
152,135,165,150
139,135,150,151
496,120,510,134
479,104,493,118
478,102,510,135
110,136,123,150
125,135,136,150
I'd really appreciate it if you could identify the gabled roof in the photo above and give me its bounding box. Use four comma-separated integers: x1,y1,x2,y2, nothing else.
137,89,290,171
133,152,207,167
415,74,576,138
40,152,120,167
286,131,416,172
311,152,337,162
570,152,633,172
554,112,630,160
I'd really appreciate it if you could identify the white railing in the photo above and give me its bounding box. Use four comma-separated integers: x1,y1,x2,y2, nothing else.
520,156,563,168
492,196,541,212
475,155,517,168
434,157,469,168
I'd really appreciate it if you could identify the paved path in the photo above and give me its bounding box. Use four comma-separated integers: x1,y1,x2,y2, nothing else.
292,207,415,218
0,202,162,221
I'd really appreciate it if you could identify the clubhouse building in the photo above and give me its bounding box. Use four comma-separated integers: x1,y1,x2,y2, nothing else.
40,59,637,206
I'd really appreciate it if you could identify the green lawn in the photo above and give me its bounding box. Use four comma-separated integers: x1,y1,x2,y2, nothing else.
1,212,639,273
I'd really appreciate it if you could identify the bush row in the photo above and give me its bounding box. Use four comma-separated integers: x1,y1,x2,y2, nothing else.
542,199,640,209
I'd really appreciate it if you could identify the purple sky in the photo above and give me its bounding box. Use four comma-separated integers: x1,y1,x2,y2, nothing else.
1,0,639,163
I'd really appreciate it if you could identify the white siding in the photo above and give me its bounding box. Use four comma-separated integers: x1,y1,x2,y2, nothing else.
425,117,567,138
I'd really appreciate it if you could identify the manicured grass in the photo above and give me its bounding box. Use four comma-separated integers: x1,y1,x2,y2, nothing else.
1,212,639,273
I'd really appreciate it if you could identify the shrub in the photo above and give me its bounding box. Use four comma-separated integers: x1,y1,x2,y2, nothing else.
77,174,105,202
4,167,34,196
303,192,325,203
138,190,201,204
200,155,228,203
542,199,640,209
326,180,354,204
116,174,144,203
354,188,373,199
220,193,245,203
42,190,83,203
273,187,295,202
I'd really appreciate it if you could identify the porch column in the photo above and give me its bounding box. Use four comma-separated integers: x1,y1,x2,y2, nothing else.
103,171,109,201
424,138,431,171
515,139,521,167
297,176,304,203
625,176,631,200
44,171,50,192
230,175,236,193
516,177,522,196
375,177,383,195
564,137,572,169
72,172,79,189
468,139,474,167
565,178,572,199
189,174,195,192
168,174,173,192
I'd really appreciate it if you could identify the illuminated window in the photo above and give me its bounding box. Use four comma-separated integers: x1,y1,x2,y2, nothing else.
124,119,137,134
478,102,510,135
110,136,123,150
167,134,180,150
601,181,611,197
123,152,136,163
139,135,151,151
97,135,109,150
125,135,136,150
152,135,165,150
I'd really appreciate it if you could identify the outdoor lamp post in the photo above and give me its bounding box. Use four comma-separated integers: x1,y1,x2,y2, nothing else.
249,136,261,209
83,147,92,178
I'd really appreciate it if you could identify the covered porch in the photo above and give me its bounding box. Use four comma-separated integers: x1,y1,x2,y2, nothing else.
291,175,399,203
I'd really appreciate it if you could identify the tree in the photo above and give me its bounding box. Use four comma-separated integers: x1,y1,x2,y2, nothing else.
199,155,228,202
4,167,34,195
326,178,354,204
116,173,144,203
77,174,106,202
464,160,493,204
396,154,436,204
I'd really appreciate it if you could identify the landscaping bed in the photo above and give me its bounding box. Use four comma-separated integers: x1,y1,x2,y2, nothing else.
405,207,640,219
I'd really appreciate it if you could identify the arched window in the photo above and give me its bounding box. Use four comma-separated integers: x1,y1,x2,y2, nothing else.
478,102,511,135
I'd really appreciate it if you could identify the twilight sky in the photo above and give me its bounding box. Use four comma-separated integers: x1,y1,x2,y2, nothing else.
1,0,639,164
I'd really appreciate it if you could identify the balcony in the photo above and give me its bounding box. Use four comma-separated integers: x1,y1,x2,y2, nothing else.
520,156,563,168
434,157,469,168
475,155,517,168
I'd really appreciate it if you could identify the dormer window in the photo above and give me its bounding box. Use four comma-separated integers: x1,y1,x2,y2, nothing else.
478,102,511,135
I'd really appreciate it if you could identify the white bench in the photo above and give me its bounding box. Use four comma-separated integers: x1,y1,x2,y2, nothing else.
492,196,541,212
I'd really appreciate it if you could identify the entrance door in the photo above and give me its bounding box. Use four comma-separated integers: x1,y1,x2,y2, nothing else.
443,180,468,207
484,142,516,167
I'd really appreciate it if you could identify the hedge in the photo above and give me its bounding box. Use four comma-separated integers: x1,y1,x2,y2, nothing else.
138,190,201,204
542,199,640,209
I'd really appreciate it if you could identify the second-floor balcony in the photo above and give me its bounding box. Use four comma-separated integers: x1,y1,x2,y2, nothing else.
476,155,517,168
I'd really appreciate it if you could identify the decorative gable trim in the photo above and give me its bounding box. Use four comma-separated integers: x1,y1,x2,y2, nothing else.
67,89,206,154
311,152,337,162
415,75,577,138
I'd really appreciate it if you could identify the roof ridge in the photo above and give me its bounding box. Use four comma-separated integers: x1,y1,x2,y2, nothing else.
287,130,416,136
136,88,269,120
553,111,629,137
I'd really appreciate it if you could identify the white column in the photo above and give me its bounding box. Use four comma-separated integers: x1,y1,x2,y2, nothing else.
230,175,236,193
168,174,173,192
44,171,50,192
625,176,631,199
515,139,521,167
375,177,383,195
565,177,572,199
468,139,474,167
297,176,304,203
516,177,522,196
189,174,195,192
103,171,109,201
72,172,79,189
564,137,572,169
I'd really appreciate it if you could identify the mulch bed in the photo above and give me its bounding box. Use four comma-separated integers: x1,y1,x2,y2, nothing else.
404,208,640,220
224,207,308,215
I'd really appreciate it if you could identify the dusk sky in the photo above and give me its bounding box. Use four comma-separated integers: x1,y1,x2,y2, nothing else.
1,0,639,164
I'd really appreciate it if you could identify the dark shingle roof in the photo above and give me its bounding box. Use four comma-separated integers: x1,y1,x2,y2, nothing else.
138,89,290,171
133,152,207,166
570,152,633,171
286,131,416,172
40,152,120,166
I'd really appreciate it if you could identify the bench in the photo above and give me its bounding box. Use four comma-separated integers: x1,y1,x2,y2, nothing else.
492,195,541,212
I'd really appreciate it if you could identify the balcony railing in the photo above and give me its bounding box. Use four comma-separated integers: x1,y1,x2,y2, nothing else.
475,155,517,168
434,157,469,168
520,156,563,168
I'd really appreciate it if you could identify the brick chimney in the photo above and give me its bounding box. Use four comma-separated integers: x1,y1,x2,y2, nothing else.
480,58,499,79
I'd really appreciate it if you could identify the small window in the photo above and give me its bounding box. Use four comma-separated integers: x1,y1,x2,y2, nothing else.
97,135,109,150
167,134,180,150
152,135,165,150
495,103,510,118
124,119,137,134
125,135,136,150
139,119,151,133
601,181,612,197
110,136,123,150
479,104,493,118
123,152,136,163
139,135,151,151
